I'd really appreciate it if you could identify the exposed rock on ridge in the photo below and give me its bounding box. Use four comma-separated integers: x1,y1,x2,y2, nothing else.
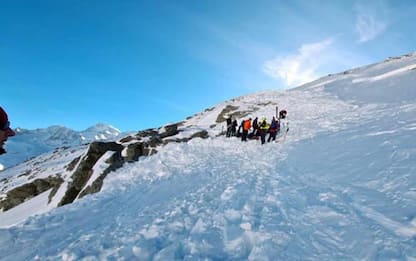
1,122,211,211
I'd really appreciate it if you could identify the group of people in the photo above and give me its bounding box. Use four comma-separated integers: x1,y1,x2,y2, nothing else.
225,110,289,144
0,105,290,161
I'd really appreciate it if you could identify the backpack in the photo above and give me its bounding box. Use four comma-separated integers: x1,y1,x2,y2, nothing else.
270,119,279,129
243,120,251,131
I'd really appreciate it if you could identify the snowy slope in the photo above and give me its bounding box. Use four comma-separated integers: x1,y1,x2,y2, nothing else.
0,123,122,169
0,53,415,260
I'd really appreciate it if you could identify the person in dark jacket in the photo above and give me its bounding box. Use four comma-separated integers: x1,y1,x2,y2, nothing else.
231,119,238,136
237,120,244,137
226,116,232,137
267,116,279,142
0,106,16,155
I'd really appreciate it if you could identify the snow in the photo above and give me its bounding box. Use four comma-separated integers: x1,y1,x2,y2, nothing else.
0,53,416,259
0,189,55,228
352,64,416,83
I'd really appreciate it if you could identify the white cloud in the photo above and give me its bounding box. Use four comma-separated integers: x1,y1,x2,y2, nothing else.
263,38,334,88
355,2,387,43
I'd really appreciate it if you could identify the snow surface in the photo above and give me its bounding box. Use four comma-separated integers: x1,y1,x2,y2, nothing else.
0,53,416,260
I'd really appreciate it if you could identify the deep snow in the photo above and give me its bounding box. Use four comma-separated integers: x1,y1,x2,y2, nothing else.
0,53,415,260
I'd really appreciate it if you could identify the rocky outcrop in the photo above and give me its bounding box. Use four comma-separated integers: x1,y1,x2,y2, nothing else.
58,142,124,206
216,105,239,123
58,122,209,206
164,130,209,143
160,123,180,138
78,151,124,199
0,176,64,211
1,122,212,211
66,156,81,171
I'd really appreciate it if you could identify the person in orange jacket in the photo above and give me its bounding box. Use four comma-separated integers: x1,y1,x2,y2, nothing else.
241,118,252,142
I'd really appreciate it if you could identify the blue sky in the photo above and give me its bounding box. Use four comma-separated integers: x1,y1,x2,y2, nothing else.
1,0,415,131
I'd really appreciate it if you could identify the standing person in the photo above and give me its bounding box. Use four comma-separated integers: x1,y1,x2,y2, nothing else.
237,119,244,137
241,118,252,142
225,116,232,137
231,119,238,136
267,116,279,142
0,106,16,155
258,117,270,145
251,117,258,137
277,110,289,140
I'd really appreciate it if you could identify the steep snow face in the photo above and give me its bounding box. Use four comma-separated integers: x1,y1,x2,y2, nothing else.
301,52,416,104
0,124,121,169
0,53,415,260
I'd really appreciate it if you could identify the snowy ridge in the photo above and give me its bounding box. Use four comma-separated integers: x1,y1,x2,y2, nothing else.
0,123,122,169
0,52,415,259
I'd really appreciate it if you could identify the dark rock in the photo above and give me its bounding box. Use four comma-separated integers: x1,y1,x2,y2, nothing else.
256,102,274,106
119,136,135,143
78,151,125,198
148,136,163,147
159,124,179,139
66,156,81,171
190,130,209,139
125,143,145,162
0,176,64,211
216,105,239,123
136,129,159,139
58,142,124,207
165,130,209,143
17,170,32,178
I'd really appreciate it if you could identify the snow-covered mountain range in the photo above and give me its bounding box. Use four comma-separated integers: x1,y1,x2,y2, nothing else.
0,123,123,169
0,52,415,260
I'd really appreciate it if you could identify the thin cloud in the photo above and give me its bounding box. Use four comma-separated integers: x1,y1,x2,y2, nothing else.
263,38,334,88
355,2,388,43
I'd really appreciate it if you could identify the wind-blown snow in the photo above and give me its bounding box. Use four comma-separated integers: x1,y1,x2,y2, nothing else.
0,53,415,260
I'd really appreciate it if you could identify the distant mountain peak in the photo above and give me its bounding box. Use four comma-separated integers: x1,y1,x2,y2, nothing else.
1,123,123,169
